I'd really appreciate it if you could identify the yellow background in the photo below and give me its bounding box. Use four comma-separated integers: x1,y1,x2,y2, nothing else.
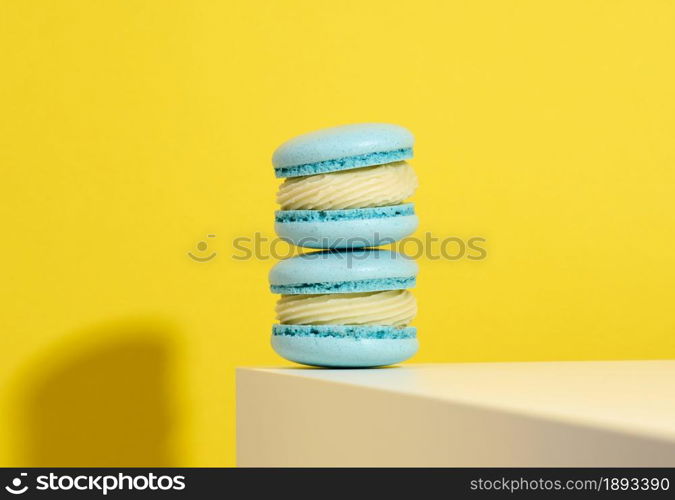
1,0,674,467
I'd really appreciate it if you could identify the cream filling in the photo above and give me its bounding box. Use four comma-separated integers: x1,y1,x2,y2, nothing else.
275,290,417,326
276,161,418,210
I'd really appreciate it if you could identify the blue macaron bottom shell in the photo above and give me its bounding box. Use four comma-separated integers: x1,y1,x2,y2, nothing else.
272,325,418,368
275,214,419,249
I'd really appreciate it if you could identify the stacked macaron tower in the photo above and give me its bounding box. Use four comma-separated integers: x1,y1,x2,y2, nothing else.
270,124,420,367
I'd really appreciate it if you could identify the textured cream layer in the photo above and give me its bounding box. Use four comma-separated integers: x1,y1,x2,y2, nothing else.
276,161,418,210
276,290,417,326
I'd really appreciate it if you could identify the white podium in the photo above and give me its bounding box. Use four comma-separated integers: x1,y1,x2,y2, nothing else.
236,361,675,467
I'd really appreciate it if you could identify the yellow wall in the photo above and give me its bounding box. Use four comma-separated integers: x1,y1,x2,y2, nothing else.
1,0,674,467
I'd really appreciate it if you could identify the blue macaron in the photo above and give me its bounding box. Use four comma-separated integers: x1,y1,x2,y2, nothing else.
270,249,418,367
273,123,418,249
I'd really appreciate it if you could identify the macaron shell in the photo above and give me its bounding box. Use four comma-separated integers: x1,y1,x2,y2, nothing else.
275,214,418,249
272,328,418,368
272,123,414,173
275,203,415,223
269,248,418,288
270,276,416,295
274,148,412,178
273,324,416,338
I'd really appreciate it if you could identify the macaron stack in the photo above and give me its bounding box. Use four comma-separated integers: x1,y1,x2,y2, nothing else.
270,123,420,367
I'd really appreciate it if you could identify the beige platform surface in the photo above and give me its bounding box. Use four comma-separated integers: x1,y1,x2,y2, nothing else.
237,361,675,467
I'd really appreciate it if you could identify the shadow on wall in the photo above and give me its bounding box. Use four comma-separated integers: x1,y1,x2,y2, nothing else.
11,318,182,466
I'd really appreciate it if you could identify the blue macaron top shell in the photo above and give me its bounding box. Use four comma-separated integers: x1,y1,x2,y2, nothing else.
273,123,414,178
269,248,418,294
